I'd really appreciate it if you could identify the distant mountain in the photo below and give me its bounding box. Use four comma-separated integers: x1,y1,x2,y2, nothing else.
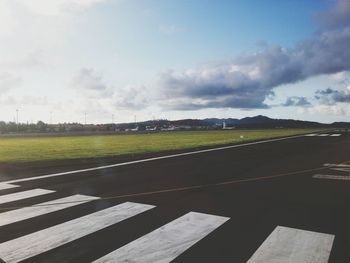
203,118,239,125
117,115,349,130
330,122,350,128
239,115,275,124
204,115,276,125
203,115,327,128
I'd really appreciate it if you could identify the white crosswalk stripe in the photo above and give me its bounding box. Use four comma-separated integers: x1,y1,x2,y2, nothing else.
324,163,350,168
331,167,350,172
305,133,342,137
0,202,155,263
0,183,18,191
247,226,334,263
0,186,232,262
313,174,350,181
313,163,350,180
0,186,338,262
0,194,99,227
0,188,54,205
93,211,229,263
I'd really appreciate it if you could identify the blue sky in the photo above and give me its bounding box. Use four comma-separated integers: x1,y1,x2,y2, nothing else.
0,0,350,124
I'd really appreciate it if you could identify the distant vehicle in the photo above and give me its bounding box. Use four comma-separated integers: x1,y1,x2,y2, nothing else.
146,126,157,131
222,121,235,130
161,126,176,131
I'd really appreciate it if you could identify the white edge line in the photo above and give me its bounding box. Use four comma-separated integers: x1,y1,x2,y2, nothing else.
3,134,306,184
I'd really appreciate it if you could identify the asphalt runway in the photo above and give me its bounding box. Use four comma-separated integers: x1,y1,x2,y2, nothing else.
0,131,349,262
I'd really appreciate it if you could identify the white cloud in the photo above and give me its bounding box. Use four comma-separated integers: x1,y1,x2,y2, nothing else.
0,0,108,38
112,85,151,110
329,71,349,83
0,1,16,34
70,68,151,110
0,0,112,85
14,0,109,16
20,96,48,106
159,25,185,35
70,68,113,98
305,104,348,116
0,50,51,71
0,72,21,94
0,96,17,106
72,68,108,90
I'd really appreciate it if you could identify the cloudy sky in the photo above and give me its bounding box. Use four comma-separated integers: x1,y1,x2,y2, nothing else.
1,0,350,124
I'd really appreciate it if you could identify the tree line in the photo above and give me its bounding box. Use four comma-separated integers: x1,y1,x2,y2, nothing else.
0,121,118,133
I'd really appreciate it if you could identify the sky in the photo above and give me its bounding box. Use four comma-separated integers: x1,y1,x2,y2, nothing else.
0,0,350,124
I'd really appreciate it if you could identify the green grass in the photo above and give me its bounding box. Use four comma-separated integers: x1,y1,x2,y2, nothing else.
0,129,324,163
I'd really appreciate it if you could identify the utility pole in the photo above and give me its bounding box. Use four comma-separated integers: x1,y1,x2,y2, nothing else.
112,114,116,131
16,109,19,132
84,112,87,125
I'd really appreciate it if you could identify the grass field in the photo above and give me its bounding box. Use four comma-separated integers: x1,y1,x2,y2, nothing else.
0,129,323,163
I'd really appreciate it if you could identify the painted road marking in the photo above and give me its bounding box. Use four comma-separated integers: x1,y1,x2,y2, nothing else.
305,134,342,137
330,167,350,172
0,134,305,185
322,164,350,173
93,211,229,263
324,163,350,168
0,194,99,227
313,174,350,181
0,202,155,263
0,183,18,191
0,189,54,205
247,226,334,263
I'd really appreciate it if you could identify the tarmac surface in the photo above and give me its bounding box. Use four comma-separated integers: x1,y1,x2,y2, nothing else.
0,131,349,262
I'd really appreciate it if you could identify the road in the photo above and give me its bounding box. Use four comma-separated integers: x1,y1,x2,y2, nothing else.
0,131,349,262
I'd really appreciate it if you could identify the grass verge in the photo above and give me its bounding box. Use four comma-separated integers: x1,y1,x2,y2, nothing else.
0,129,324,163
